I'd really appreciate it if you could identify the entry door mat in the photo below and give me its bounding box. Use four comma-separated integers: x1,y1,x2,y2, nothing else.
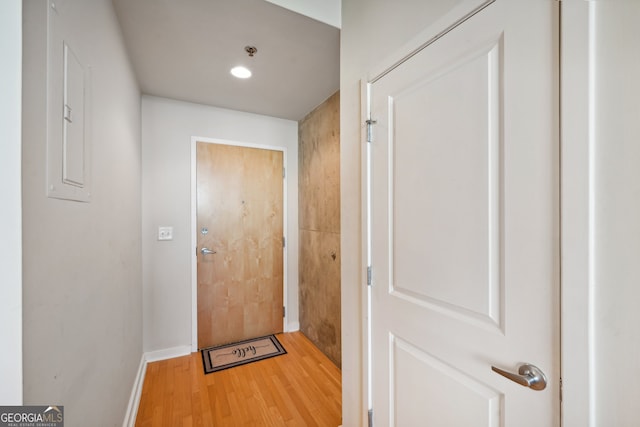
201,335,287,374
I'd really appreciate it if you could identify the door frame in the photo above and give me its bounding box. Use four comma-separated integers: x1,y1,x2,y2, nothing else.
558,2,597,424
190,136,289,352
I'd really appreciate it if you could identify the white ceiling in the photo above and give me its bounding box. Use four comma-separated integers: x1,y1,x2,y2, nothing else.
111,0,340,121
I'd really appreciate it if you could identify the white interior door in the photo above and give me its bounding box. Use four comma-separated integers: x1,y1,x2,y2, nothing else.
369,1,560,425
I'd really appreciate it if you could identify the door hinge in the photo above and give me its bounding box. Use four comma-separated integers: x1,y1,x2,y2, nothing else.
367,266,372,286
366,119,377,143
368,409,373,427
283,306,286,318
559,377,563,402
283,236,286,248
283,167,286,178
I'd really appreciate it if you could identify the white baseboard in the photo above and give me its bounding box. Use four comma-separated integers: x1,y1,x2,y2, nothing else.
122,345,192,426
144,345,192,363
287,321,300,332
122,353,146,427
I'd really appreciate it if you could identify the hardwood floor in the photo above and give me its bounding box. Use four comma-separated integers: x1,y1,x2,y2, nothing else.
135,332,342,426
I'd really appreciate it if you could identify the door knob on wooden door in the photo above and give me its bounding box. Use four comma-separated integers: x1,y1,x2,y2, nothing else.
491,363,547,390
201,247,216,255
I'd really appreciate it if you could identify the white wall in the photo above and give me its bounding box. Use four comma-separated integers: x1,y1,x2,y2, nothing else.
22,0,142,424
264,0,341,28
0,0,23,405
141,95,299,353
561,2,640,425
591,2,640,424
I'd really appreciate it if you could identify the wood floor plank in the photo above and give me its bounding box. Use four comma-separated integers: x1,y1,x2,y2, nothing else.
135,332,342,427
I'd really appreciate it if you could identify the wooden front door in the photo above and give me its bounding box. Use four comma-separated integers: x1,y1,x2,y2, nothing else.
369,0,560,424
196,141,284,349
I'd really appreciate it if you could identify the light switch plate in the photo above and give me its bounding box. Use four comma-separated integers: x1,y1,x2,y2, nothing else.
158,226,173,241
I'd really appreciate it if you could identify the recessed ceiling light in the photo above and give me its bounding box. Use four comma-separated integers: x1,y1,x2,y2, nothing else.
231,66,252,79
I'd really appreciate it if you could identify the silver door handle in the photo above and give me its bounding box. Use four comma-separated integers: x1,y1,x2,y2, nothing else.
491,363,547,391
200,247,216,255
